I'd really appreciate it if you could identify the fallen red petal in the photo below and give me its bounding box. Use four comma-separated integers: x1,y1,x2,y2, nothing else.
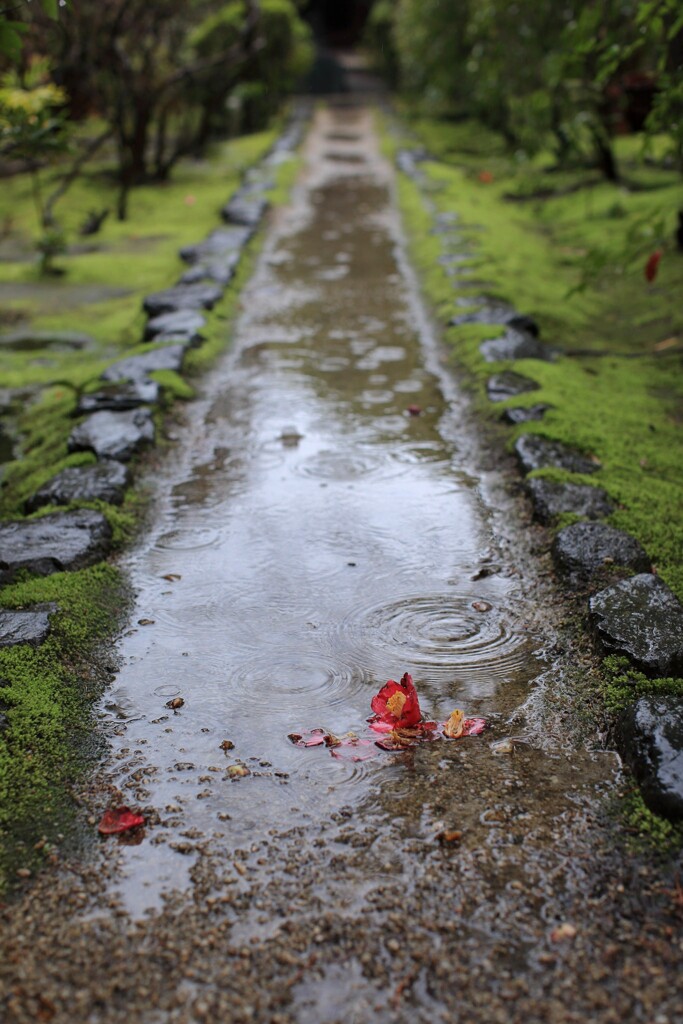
98,807,145,835
461,717,487,736
407,405,422,416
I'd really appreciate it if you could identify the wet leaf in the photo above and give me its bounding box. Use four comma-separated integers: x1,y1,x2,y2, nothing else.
98,806,145,835
491,737,515,754
406,404,422,416
161,573,182,582
220,739,235,751
478,170,494,183
227,764,251,779
166,697,185,710
472,601,492,612
436,829,462,845
138,618,155,626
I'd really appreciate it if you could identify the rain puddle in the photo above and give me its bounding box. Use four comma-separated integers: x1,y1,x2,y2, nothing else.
101,106,618,915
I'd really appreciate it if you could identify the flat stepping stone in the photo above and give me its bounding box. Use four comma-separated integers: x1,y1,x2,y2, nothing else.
617,695,683,820
0,509,112,583
552,522,650,583
143,283,224,317
501,404,550,424
589,574,683,676
145,309,206,341
221,192,269,228
514,434,600,475
26,462,130,513
0,605,56,648
102,344,187,385
480,328,552,363
69,408,155,462
486,371,539,402
76,380,159,414
528,478,614,525
180,227,251,264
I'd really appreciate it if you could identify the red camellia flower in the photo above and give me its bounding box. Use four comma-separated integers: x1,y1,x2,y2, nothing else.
98,806,145,835
644,250,662,282
369,672,422,731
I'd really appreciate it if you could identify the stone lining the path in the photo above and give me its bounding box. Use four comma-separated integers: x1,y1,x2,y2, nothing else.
514,434,601,475
617,695,683,820
486,371,539,402
68,408,155,462
528,479,614,526
143,283,224,317
501,404,550,424
480,328,554,364
589,574,683,677
552,521,651,585
0,509,112,584
0,605,56,648
26,462,130,513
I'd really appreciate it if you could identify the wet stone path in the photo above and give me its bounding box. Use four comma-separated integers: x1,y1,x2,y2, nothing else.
2,106,682,1024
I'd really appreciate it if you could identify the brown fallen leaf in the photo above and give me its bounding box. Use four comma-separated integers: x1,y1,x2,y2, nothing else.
653,336,679,352
138,618,155,626
220,739,235,751
166,697,185,710
437,830,463,845
550,922,577,942
162,573,182,582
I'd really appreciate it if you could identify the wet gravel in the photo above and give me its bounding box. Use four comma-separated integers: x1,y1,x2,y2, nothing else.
2,103,683,1023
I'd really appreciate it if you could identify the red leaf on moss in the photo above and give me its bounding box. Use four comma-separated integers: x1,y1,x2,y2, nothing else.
98,807,145,835
644,250,662,282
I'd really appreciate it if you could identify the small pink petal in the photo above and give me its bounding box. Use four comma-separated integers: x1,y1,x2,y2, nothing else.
462,717,487,736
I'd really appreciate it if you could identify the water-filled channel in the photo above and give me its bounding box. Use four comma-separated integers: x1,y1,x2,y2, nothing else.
102,106,615,912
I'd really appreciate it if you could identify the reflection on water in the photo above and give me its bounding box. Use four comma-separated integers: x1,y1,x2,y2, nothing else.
101,106,617,913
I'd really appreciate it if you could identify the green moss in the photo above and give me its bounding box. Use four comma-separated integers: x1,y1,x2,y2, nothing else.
602,656,683,713
617,789,683,854
149,369,196,402
0,564,127,888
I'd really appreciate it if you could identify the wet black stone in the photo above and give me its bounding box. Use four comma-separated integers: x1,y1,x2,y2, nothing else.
76,380,159,414
178,257,238,287
501,404,550,424
221,192,269,228
589,574,683,676
486,371,539,402
101,344,187,385
617,695,683,820
0,510,111,583
552,522,650,582
480,328,552,363
69,408,155,462
514,434,600,475
145,309,206,342
528,478,614,525
0,605,56,648
180,226,251,265
450,305,540,337
26,462,131,512
143,283,224,317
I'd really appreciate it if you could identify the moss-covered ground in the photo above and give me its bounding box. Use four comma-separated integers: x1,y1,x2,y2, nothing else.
0,123,299,888
385,113,683,845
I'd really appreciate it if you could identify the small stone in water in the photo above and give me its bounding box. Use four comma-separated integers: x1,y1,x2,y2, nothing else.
220,739,235,751
166,697,185,710
472,600,492,612
491,738,515,755
227,764,251,779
